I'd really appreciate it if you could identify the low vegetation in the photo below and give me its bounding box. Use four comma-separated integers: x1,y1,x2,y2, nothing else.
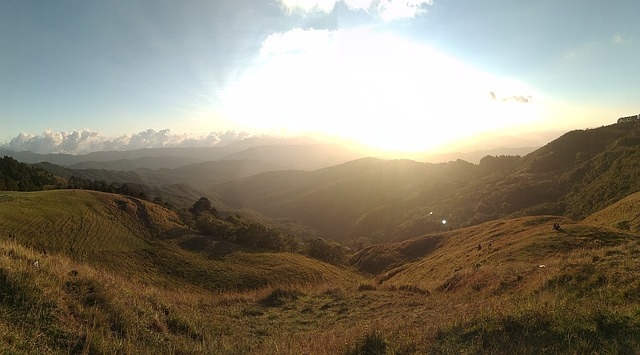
2,189,640,353
0,156,60,191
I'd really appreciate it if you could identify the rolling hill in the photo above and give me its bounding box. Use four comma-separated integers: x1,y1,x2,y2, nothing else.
346,207,640,353
3,189,640,353
0,190,358,291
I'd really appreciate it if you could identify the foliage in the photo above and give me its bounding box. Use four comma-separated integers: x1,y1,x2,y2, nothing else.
67,175,154,201
0,156,59,191
306,238,348,265
194,208,299,252
189,196,217,218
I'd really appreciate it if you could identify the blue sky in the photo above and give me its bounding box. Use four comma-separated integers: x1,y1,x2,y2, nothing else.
1,0,639,153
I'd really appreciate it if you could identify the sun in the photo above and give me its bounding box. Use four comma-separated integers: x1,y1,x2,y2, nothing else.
220,28,544,153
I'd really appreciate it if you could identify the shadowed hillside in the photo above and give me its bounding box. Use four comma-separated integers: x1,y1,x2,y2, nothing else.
18,120,640,247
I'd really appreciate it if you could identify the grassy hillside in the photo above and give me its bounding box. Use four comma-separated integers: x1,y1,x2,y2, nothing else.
2,190,640,352
582,191,640,231
0,192,368,354
0,190,179,254
0,190,358,291
348,213,640,353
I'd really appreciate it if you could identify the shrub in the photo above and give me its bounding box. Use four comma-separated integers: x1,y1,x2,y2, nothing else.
346,330,388,355
358,283,377,291
259,288,303,307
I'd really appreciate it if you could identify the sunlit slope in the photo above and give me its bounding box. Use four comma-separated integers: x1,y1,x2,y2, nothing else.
0,190,358,291
0,190,183,253
94,236,360,291
354,215,640,297
582,191,640,231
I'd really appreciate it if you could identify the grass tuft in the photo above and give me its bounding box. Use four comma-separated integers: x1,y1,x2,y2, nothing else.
346,330,388,355
358,282,377,291
259,288,304,307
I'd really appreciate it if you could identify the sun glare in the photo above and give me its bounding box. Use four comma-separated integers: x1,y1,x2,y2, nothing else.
221,28,543,153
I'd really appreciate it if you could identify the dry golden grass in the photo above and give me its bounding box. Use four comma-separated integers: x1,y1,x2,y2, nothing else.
583,190,640,231
2,191,640,353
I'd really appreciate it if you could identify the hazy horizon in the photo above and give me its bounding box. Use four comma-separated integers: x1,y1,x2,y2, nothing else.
0,125,570,158
2,1,639,153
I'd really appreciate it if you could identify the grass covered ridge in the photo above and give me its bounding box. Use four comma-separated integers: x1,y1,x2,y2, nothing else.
0,190,184,254
2,190,640,353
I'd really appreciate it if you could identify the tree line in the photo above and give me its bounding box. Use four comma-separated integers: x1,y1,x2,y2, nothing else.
190,197,348,264
0,156,59,191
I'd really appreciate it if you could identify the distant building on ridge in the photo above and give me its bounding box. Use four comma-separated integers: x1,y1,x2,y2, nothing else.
617,114,640,124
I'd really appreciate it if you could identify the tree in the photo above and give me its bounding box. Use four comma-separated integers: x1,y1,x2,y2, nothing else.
189,197,216,218
306,238,347,265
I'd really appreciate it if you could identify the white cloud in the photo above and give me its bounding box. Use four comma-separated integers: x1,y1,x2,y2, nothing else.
2,129,250,154
612,33,630,45
344,0,374,11
502,95,533,103
261,28,335,56
278,0,434,20
279,0,338,13
378,0,433,21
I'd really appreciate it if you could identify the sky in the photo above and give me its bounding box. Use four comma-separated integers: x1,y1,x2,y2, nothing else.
1,0,639,154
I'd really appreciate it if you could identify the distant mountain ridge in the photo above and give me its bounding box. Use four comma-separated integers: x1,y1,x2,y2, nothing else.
208,120,640,243
0,136,364,171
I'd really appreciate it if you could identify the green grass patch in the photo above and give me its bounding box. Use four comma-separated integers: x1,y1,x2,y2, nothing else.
434,307,640,354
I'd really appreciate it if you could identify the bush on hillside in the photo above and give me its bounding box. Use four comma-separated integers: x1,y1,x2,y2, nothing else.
306,238,348,265
194,212,299,252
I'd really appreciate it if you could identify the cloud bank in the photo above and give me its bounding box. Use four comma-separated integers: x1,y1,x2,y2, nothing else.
2,129,250,155
279,0,434,20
